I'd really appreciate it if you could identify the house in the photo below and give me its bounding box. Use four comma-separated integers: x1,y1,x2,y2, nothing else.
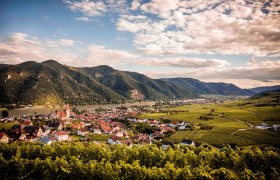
77,127,88,136
48,122,63,130
23,126,43,137
23,120,33,126
0,132,9,143
16,133,26,141
177,125,186,130
93,129,102,134
102,126,112,134
108,135,120,144
54,131,69,141
273,124,280,131
162,142,173,150
180,139,195,146
38,136,52,145
111,130,123,137
6,131,26,141
41,126,51,136
255,123,271,130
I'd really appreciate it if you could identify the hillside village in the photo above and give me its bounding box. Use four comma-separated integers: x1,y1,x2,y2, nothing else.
0,104,193,146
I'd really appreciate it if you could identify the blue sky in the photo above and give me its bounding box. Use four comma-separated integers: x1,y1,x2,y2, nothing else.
0,0,279,88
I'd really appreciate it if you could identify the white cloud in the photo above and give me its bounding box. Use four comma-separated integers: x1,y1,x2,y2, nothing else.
115,0,280,56
64,0,107,17
58,39,74,46
137,57,229,68
142,59,280,85
84,45,138,66
140,0,179,17
0,33,45,64
0,33,77,64
130,0,141,10
75,16,92,21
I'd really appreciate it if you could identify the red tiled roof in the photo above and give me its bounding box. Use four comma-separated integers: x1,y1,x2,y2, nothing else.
55,131,68,136
0,132,9,139
23,120,32,125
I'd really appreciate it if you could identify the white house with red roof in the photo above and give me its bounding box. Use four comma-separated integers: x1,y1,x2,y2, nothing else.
54,131,69,141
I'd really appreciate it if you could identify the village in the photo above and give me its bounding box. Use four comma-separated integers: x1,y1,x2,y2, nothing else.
0,104,194,147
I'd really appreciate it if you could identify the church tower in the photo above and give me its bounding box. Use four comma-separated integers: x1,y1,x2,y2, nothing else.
66,104,71,118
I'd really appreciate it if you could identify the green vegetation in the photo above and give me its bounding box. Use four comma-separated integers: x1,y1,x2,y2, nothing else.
0,142,279,179
0,122,16,130
139,94,280,146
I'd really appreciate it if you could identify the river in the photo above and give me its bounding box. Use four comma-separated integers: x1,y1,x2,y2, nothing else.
4,101,156,117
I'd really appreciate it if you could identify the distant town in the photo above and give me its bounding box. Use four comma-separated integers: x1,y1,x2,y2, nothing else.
0,99,214,145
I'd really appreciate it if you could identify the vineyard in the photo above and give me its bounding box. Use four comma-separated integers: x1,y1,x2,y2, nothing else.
140,97,280,146
234,130,280,146
1,142,279,179
168,130,258,146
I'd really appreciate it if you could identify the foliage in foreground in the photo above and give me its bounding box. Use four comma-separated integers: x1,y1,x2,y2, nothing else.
0,142,279,179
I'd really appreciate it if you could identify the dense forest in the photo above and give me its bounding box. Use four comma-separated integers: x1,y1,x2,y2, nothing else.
0,142,279,179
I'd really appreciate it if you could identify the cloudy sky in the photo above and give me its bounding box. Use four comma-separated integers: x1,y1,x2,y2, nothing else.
0,0,279,88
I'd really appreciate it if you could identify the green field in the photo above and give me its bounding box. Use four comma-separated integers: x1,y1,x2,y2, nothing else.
0,122,16,130
140,97,280,146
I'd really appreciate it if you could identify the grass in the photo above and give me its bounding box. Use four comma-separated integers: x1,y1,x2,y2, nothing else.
0,122,16,130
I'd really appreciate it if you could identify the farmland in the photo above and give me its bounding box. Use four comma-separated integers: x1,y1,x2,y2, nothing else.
140,97,280,146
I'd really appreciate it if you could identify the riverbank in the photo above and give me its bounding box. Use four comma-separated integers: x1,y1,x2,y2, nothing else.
4,101,156,117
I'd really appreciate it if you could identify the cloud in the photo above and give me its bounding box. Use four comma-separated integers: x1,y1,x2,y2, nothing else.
75,16,92,21
140,0,179,17
58,39,74,46
130,0,141,10
64,0,106,17
137,57,229,68
0,33,45,64
116,0,280,56
142,59,280,83
0,33,77,64
84,45,138,66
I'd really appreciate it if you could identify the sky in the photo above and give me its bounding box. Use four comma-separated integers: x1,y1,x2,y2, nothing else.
0,0,279,88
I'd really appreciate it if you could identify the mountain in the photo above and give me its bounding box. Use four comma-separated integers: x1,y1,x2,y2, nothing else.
0,60,257,105
250,89,280,100
249,85,280,94
79,66,196,100
161,78,254,96
0,60,124,105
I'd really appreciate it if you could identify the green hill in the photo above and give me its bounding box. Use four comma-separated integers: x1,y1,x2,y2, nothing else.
250,89,280,100
0,60,124,105
161,78,254,96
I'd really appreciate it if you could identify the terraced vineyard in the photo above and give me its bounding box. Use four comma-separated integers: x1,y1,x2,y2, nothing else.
168,130,208,142
234,130,280,145
140,94,280,146
169,130,258,146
